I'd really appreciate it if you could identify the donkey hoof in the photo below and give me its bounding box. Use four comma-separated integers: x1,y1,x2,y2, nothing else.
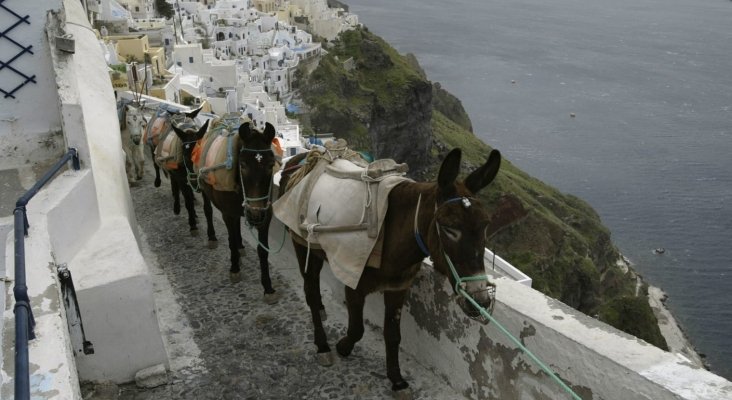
173,205,181,215
263,291,280,305
335,339,352,357
229,272,241,284
207,240,218,249
316,351,334,367
190,229,199,237
392,386,412,400
154,179,161,188
319,308,327,322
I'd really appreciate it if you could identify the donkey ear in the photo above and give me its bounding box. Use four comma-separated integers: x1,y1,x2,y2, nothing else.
238,122,253,142
465,149,501,194
438,148,462,189
172,124,187,139
186,106,203,120
263,122,276,143
196,119,210,139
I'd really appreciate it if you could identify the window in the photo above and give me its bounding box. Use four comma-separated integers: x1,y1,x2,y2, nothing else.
135,6,139,12
189,57,194,63
164,38,170,45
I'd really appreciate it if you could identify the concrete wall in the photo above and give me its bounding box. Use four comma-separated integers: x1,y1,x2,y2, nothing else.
46,0,169,383
319,253,732,399
1,0,168,397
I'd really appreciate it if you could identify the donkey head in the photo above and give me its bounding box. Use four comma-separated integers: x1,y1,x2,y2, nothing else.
426,148,501,321
238,121,276,227
125,105,146,145
173,118,209,188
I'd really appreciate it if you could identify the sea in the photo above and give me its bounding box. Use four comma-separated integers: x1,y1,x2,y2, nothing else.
344,0,732,380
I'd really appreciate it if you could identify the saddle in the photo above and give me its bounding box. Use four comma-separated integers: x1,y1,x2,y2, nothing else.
154,126,183,171
196,117,241,192
273,140,411,288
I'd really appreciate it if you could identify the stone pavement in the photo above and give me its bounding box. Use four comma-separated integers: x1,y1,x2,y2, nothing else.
81,159,466,400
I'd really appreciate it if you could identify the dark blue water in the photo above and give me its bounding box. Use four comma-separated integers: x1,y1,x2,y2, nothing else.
344,0,732,380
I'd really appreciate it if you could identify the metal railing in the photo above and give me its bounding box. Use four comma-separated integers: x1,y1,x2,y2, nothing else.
13,148,80,399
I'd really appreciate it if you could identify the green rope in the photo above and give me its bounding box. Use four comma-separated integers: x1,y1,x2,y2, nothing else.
446,255,583,400
247,222,287,254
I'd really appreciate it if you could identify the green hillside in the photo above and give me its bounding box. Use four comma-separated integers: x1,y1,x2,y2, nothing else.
297,27,667,349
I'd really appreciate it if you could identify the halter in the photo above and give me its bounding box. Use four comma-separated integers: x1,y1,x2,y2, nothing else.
181,139,201,192
238,146,275,223
413,193,492,295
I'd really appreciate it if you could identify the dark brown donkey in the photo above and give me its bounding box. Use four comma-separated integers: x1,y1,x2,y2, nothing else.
174,121,278,303
278,147,502,398
146,106,217,245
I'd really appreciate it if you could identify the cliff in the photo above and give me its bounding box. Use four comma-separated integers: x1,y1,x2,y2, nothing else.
297,27,667,349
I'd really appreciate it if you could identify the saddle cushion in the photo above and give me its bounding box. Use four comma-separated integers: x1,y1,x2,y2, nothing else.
144,114,170,147
273,157,411,289
197,128,240,192
154,130,182,170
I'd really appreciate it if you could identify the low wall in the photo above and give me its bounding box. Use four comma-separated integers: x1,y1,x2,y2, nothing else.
318,247,732,399
45,0,169,383
266,178,731,400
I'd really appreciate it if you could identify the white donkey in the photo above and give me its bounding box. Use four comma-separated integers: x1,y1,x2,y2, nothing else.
121,104,147,183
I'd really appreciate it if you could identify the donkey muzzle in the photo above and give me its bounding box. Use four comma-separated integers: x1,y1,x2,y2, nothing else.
456,279,496,325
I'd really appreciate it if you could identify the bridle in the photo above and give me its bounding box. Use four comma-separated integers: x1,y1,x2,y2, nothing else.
238,145,275,226
413,193,496,317
172,117,202,192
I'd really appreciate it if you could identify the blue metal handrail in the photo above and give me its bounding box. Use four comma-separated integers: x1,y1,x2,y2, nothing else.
13,148,80,399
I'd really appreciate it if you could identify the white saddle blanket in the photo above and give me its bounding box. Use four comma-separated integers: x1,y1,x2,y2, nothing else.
273,158,410,289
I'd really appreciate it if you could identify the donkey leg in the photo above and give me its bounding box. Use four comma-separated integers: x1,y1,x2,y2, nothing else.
150,146,161,187
201,193,218,249
257,220,278,303
384,290,410,394
170,180,181,215
336,287,365,357
124,150,135,183
135,148,145,181
293,243,332,365
224,215,241,283
181,184,199,236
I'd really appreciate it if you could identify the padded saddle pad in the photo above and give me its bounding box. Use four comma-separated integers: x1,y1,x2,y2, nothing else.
274,157,410,288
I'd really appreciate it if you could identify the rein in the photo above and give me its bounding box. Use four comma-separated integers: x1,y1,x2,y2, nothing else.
181,139,201,192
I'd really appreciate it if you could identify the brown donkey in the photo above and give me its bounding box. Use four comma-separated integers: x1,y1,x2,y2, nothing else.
278,148,501,397
174,120,278,303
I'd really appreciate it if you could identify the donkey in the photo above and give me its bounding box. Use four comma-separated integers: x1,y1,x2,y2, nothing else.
277,147,502,398
173,120,278,304
121,104,147,183
145,106,202,189
147,109,217,246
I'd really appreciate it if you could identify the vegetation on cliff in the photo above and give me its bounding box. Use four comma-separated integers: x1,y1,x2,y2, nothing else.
297,27,667,349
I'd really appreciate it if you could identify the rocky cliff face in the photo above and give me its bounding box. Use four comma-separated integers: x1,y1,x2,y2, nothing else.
300,28,433,174
297,27,667,349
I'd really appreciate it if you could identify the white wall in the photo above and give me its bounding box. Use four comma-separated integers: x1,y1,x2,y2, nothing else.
2,1,169,396
0,0,65,171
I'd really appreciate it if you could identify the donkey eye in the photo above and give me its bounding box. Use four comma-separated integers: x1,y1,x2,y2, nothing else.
442,226,461,242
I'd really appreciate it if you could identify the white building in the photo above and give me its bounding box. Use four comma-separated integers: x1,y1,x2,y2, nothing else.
116,0,154,19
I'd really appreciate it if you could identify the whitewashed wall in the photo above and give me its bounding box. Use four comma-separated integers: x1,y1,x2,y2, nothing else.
1,0,168,397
